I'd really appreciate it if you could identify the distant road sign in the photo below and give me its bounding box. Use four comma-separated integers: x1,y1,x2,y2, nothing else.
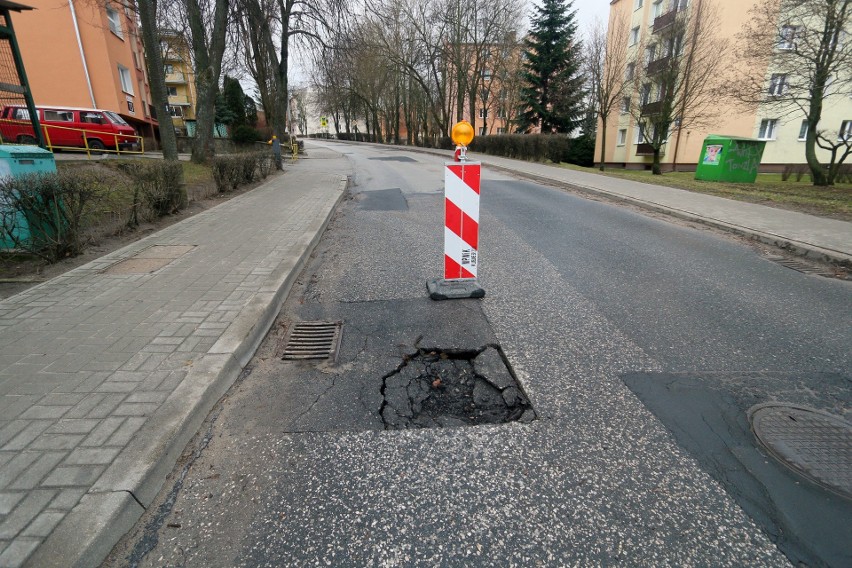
320,116,328,128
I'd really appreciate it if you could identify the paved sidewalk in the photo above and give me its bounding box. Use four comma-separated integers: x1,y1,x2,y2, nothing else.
331,141,852,265
0,161,348,567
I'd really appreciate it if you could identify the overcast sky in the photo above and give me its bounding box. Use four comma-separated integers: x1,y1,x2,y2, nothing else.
570,0,613,34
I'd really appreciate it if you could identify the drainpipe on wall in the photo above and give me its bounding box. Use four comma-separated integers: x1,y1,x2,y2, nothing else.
68,0,97,108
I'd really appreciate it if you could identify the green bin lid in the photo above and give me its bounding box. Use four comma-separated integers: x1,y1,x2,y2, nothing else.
703,134,763,143
0,145,54,159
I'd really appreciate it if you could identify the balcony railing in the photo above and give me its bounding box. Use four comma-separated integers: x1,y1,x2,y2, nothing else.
636,143,665,156
640,100,666,116
653,8,680,33
646,55,671,75
165,71,186,83
167,95,191,106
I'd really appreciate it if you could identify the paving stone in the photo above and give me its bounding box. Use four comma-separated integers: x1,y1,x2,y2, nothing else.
0,489,56,539
20,511,65,538
7,453,66,490
112,403,159,417
28,435,84,451
47,488,86,511
45,419,100,435
1,422,51,452
0,537,40,568
106,417,146,446
41,466,104,487
0,492,24,515
80,417,124,447
62,447,121,466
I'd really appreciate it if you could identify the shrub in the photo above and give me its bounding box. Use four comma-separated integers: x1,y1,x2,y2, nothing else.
239,153,257,184
232,125,261,146
0,170,113,262
115,160,186,224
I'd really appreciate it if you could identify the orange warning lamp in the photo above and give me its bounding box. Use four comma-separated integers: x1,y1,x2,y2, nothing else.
451,121,474,147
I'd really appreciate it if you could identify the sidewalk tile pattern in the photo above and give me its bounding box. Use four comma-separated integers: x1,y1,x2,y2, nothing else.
0,166,344,567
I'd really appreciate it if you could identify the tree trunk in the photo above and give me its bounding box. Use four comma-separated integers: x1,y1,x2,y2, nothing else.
652,148,662,175
186,0,228,164
137,0,178,160
598,117,606,171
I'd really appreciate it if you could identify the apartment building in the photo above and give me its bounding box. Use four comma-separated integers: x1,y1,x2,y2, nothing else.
597,0,852,171
450,43,526,136
160,30,196,136
12,0,157,139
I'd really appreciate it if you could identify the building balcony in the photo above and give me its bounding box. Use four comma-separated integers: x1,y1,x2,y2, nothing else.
646,56,671,75
168,95,192,106
165,71,186,84
652,9,679,34
640,100,666,116
636,143,665,156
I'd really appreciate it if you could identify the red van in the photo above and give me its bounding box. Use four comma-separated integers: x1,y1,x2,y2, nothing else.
0,105,139,151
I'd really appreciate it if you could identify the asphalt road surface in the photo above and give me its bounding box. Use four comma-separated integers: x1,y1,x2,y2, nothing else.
103,141,851,567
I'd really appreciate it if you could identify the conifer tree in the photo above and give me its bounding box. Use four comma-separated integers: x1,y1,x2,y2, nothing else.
516,0,584,133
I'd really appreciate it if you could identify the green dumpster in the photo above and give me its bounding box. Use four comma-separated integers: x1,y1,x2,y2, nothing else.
0,145,58,250
695,135,765,183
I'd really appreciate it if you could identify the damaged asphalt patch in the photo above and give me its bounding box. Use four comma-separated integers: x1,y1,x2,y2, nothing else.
379,346,535,429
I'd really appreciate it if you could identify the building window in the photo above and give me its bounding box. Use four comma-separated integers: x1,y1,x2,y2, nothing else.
118,65,134,95
798,120,809,140
758,118,778,140
651,0,663,19
478,108,488,118
167,87,178,97
640,83,652,105
768,73,788,96
634,0,643,10
165,64,174,75
621,97,630,114
481,69,492,80
839,120,852,141
106,6,123,38
634,122,646,144
168,105,184,118
778,25,800,50
617,129,627,146
630,27,640,46
497,107,507,119
625,62,635,80
496,127,506,134
479,127,487,135
645,44,656,65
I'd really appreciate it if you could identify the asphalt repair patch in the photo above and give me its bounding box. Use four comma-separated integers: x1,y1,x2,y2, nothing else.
623,372,852,568
379,346,535,429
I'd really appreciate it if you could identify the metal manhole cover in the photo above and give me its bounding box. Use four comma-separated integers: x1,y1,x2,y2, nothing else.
749,403,852,499
281,321,342,361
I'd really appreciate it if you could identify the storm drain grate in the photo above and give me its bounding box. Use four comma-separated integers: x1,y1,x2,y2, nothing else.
765,255,837,278
282,321,342,361
750,403,852,499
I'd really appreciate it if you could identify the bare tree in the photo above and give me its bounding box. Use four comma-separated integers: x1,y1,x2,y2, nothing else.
181,0,229,163
729,0,851,185
135,0,180,160
584,13,628,171
628,0,726,174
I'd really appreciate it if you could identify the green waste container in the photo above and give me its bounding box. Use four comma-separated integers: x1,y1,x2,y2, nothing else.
0,145,58,249
695,135,765,183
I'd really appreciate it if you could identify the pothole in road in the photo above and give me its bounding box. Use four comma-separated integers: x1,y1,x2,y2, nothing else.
379,345,536,429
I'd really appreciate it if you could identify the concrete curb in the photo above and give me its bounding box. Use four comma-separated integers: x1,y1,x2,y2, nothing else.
320,139,851,267
23,174,350,568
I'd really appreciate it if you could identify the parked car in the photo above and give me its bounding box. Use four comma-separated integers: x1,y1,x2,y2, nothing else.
0,105,139,151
